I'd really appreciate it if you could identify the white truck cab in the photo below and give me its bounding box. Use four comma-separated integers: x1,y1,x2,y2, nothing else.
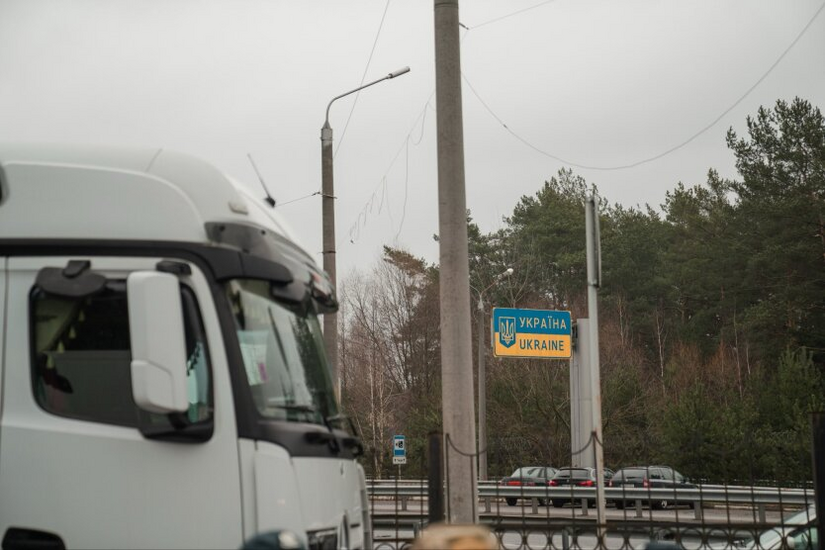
0,144,369,550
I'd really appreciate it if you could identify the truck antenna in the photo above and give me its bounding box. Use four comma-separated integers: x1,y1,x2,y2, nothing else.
247,153,276,207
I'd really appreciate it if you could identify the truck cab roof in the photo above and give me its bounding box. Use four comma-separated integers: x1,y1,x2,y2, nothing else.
0,143,309,260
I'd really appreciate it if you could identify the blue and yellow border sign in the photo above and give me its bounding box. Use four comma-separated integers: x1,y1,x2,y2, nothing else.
492,308,572,359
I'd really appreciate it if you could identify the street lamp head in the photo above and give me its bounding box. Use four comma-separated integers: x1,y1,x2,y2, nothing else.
324,66,411,126
475,266,514,302
388,66,411,79
495,267,514,281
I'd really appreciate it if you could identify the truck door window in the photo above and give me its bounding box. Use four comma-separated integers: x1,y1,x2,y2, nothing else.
30,281,213,431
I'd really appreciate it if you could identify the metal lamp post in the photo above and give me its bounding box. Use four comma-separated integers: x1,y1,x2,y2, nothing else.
320,66,411,398
471,267,513,481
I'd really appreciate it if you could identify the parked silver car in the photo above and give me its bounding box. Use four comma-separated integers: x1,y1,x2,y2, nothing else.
728,506,818,550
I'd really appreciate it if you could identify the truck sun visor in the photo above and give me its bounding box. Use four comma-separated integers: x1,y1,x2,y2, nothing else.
205,221,294,284
238,254,293,285
35,260,107,298
204,220,338,311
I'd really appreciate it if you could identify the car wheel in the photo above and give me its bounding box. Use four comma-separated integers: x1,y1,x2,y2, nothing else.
552,499,565,508
538,498,547,506
653,499,669,510
506,497,517,506
615,501,625,510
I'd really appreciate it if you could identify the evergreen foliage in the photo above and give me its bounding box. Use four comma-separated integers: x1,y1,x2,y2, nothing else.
339,98,824,484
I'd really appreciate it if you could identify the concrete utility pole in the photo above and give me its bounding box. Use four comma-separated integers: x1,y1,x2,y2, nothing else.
433,0,477,523
321,115,336,392
585,194,606,535
321,67,410,397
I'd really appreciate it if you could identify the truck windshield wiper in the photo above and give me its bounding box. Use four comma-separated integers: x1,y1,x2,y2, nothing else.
325,413,358,435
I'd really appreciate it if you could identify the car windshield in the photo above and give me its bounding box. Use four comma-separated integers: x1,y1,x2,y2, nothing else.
226,279,338,425
748,506,817,550
556,469,589,479
511,467,539,477
616,468,646,480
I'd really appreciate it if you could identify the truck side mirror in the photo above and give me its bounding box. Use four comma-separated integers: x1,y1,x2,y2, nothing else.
127,271,189,414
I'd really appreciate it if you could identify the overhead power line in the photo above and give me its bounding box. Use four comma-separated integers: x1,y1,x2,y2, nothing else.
342,28,472,244
334,0,392,159
275,191,320,208
466,0,559,30
344,99,433,246
341,0,824,249
462,0,825,171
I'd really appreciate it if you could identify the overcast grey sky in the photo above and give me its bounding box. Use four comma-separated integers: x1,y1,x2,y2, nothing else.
1,0,823,277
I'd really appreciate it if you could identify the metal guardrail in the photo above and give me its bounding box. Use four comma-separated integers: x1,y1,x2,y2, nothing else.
368,480,812,504
367,480,814,522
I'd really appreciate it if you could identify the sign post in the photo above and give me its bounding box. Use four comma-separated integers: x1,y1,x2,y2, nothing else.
570,319,595,468
393,434,407,465
585,194,606,536
491,308,572,359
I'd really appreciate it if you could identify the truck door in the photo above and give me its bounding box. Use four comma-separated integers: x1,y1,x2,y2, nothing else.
0,256,243,550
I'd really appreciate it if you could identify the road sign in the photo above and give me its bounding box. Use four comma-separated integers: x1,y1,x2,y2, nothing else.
492,307,572,359
393,434,406,465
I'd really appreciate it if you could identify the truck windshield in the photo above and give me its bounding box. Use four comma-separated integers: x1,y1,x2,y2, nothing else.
226,279,338,425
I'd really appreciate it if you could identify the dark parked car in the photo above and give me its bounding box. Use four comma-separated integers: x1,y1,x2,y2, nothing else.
608,465,695,510
548,467,613,508
499,466,558,506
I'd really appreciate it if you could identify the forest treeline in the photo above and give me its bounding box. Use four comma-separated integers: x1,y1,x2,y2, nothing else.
338,98,825,485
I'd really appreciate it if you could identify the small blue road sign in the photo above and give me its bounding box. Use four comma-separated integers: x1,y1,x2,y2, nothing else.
393,434,406,465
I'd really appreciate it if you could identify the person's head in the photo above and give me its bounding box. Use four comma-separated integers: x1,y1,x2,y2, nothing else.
411,524,498,550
